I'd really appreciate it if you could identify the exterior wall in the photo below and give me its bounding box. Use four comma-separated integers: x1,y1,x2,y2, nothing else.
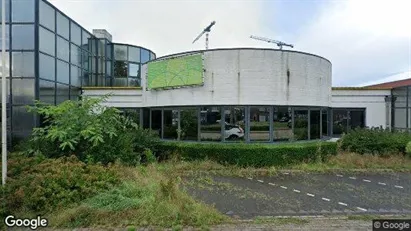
142,49,332,108
331,89,391,128
81,88,143,108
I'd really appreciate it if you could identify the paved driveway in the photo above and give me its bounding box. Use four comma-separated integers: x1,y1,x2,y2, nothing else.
183,172,411,219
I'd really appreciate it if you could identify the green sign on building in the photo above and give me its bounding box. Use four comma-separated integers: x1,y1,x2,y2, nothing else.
147,54,204,90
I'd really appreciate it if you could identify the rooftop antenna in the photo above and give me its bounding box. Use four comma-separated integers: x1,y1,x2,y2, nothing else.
192,21,216,50
250,35,294,50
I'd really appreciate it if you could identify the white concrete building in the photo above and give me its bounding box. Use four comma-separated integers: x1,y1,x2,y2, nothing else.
82,48,402,142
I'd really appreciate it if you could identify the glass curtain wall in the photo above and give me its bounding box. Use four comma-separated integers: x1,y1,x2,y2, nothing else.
392,87,408,131
149,106,331,143
200,107,221,141
332,108,366,135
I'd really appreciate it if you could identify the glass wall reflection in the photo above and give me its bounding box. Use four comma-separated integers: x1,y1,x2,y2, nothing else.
250,107,270,142
200,107,221,141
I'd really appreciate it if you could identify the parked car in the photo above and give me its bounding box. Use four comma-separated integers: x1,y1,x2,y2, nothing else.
279,117,289,122
216,120,244,140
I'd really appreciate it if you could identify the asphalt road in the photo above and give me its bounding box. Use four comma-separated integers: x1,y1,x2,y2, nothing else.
183,172,411,219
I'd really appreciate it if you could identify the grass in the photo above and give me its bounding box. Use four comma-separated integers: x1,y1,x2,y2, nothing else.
48,163,230,228
291,152,411,172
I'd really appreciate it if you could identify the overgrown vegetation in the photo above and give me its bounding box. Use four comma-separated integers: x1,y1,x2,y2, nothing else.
0,154,228,228
1,154,120,217
23,96,160,166
158,141,337,167
339,128,411,155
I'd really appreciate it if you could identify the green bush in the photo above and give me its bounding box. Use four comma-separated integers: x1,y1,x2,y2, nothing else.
339,128,411,155
24,96,160,165
405,141,411,158
0,155,119,216
157,141,337,167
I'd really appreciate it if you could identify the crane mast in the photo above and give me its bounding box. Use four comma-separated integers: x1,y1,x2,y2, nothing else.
193,21,216,50
250,35,294,50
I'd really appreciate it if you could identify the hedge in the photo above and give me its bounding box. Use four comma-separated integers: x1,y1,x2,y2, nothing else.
157,141,337,167
339,128,411,155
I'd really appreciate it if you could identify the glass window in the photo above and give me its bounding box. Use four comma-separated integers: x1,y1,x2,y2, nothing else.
82,29,91,47
70,87,80,101
39,53,55,81
322,109,329,137
273,107,292,141
39,27,55,56
151,109,162,137
224,106,245,142
128,63,139,77
12,52,34,77
106,60,112,76
70,44,81,66
128,78,140,87
332,109,348,135
163,109,178,140
180,108,199,141
394,108,406,129
200,107,221,141
12,78,35,105
0,0,10,23
393,87,407,108
12,25,34,50
250,107,270,142
82,50,89,70
349,110,365,130
70,65,81,87
39,80,55,104
57,60,69,84
12,106,35,135
12,0,35,22
128,47,140,62
310,109,321,139
114,61,127,77
106,44,112,60
70,22,81,46
150,52,156,60
141,49,150,63
294,109,308,140
39,0,55,31
56,12,69,39
113,78,127,86
56,37,69,62
56,84,69,104
114,45,127,60
0,25,9,50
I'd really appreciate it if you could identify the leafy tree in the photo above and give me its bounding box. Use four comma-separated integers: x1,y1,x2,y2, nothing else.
25,96,160,165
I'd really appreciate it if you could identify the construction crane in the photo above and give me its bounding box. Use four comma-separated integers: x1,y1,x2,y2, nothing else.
192,21,216,50
250,35,294,50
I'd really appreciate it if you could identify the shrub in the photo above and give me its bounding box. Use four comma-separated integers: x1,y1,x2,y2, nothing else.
24,96,160,165
0,155,119,216
406,141,411,158
339,128,411,155
157,141,337,167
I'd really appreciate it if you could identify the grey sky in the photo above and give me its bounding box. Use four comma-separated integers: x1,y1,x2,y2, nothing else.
49,0,411,86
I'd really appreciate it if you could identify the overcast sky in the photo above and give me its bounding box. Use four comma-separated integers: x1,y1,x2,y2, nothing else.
49,0,411,86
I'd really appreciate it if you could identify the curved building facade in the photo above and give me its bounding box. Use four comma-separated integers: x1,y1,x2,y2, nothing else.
142,49,332,107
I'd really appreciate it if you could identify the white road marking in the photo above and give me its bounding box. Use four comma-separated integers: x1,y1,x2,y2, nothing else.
247,177,253,180
357,207,367,212
395,185,404,189
293,189,300,193
280,186,288,189
338,202,348,206
257,180,264,183
378,182,386,186
336,174,343,177
268,183,276,186
349,177,356,180
363,179,371,183
306,193,315,197
322,197,330,202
